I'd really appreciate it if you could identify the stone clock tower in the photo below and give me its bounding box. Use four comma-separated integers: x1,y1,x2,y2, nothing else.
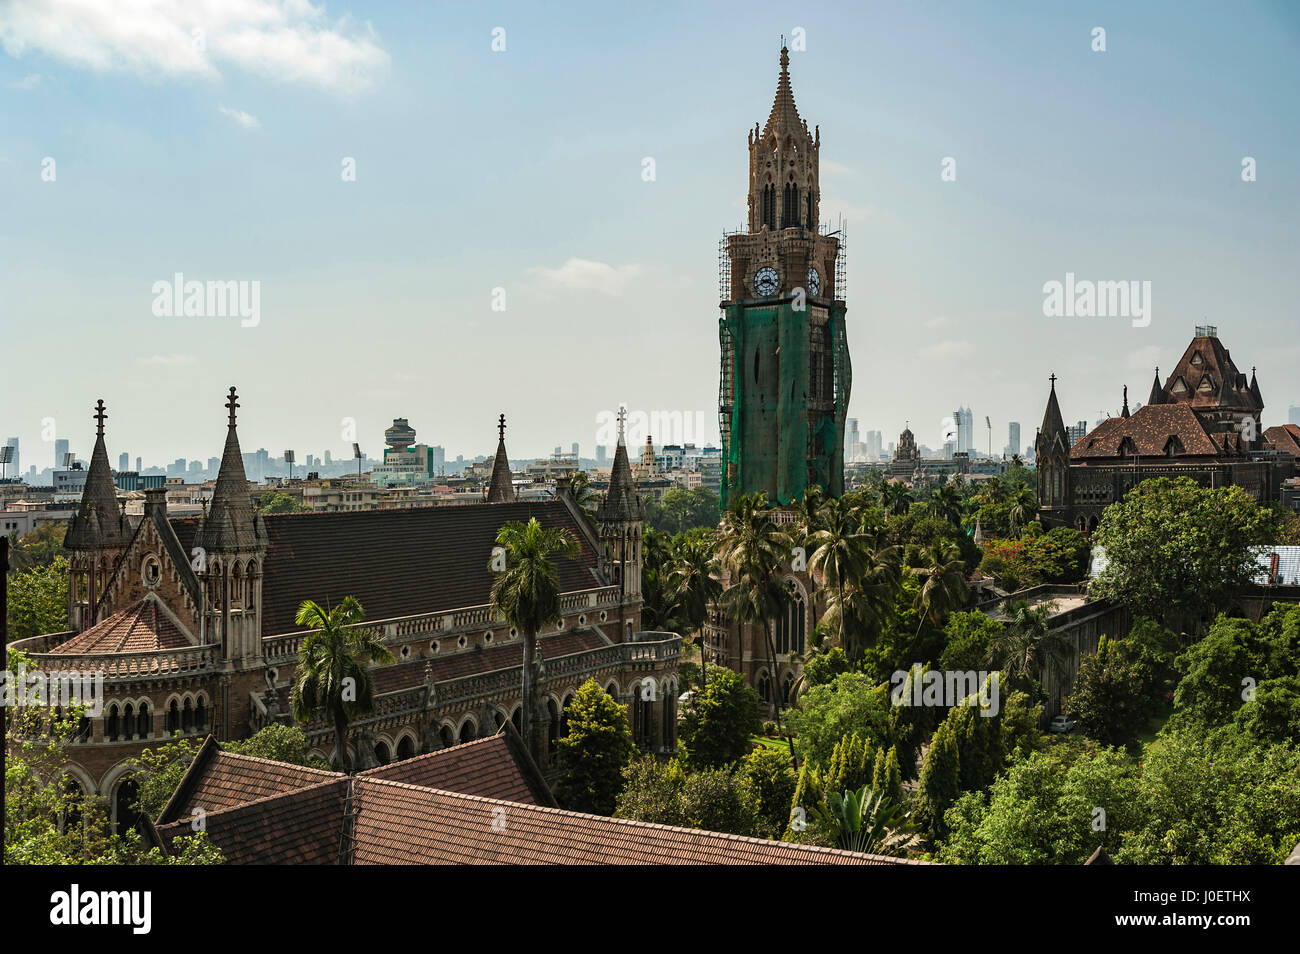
718,46,851,508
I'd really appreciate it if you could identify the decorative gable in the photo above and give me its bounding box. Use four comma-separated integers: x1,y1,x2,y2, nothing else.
98,513,202,634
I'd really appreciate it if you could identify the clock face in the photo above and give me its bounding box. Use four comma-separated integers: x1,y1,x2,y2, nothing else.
806,267,821,296
754,266,779,297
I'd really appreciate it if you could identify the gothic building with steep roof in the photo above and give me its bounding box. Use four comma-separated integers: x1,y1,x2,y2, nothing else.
1036,327,1298,532
13,391,679,834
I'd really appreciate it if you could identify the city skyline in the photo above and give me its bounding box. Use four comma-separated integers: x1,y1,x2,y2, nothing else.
4,1,1298,465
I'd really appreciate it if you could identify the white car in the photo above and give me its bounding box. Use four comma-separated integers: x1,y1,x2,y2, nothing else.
1049,715,1075,733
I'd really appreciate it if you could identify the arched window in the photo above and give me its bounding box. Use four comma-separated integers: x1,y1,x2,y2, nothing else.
756,670,772,703
181,698,194,734
122,703,135,741
439,723,455,749
662,691,676,749
509,706,521,732
396,736,415,761
762,183,776,230
458,720,476,744
113,777,141,836
136,702,150,740
781,671,795,706
560,694,574,741
547,698,560,755
166,699,180,735
374,741,391,766
194,696,207,733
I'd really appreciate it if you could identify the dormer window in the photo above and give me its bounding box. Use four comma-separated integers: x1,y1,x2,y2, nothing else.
1197,375,1216,394
1190,351,1204,367
1118,437,1138,457
1171,377,1188,395
1164,436,1184,457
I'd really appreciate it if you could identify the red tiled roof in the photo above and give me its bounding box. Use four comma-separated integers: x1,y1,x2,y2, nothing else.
156,778,347,865
1266,424,1300,458
359,731,550,805
371,629,608,693
350,779,921,865
49,594,193,654
194,500,600,637
1070,403,1225,460
1159,334,1259,412
167,750,342,819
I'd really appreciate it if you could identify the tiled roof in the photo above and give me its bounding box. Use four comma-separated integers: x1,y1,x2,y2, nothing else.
160,747,342,822
1070,404,1225,460
196,500,600,637
371,629,608,693
49,593,193,654
359,729,552,805
1159,334,1260,412
350,779,920,865
156,778,347,865
1265,424,1300,458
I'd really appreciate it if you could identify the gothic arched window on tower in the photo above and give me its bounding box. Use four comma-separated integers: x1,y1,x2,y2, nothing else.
762,183,776,230
782,182,799,227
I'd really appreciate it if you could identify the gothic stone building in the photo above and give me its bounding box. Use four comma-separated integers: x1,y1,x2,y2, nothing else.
1036,328,1298,532
11,391,679,833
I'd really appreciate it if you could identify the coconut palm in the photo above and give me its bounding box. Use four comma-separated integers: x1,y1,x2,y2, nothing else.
929,483,963,526
810,784,922,856
904,539,968,662
816,542,902,662
489,517,578,758
291,596,394,773
880,481,911,518
668,531,723,692
1007,485,1036,537
807,496,867,651
717,492,796,762
568,470,597,513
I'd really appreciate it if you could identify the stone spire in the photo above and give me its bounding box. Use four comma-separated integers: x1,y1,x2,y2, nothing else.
1120,385,1130,418
1248,366,1263,408
195,387,261,552
486,413,515,503
66,399,129,549
1039,374,1068,448
762,46,805,141
598,407,644,522
1147,367,1166,406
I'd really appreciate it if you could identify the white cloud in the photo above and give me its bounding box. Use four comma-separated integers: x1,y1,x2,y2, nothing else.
137,353,196,367
219,104,259,128
820,159,852,176
528,258,644,296
11,71,40,89
918,339,974,361
0,0,388,95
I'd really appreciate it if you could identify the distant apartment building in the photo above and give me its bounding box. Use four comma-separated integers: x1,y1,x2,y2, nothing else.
1066,420,1088,446
1006,422,1021,458
955,407,974,454
1291,405,1300,427
54,438,70,469
845,418,860,460
3,437,17,478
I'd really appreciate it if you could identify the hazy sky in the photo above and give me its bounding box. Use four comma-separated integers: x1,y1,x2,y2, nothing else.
3,0,1298,470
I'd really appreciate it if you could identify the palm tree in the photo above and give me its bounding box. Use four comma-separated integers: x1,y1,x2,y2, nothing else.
290,596,394,773
489,517,578,758
987,598,1072,693
929,484,963,526
1007,485,1036,537
667,531,723,693
905,540,968,661
717,492,795,762
816,541,901,662
880,481,911,518
810,785,921,856
807,496,867,654
568,470,597,513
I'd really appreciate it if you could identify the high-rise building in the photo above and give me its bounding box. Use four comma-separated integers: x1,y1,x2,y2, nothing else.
1290,405,1300,427
719,47,850,506
845,418,860,460
1006,422,1021,457
1067,420,1088,446
118,451,129,472
135,456,142,472
955,407,974,454
865,429,883,461
54,438,70,469
571,442,580,458
4,437,18,477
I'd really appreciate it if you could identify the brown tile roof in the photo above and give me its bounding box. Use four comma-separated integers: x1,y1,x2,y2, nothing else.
350,779,921,865
156,778,347,865
359,728,553,806
1159,334,1260,412
1070,403,1225,460
187,500,600,637
49,593,194,654
1266,424,1300,458
371,629,608,693
163,750,342,821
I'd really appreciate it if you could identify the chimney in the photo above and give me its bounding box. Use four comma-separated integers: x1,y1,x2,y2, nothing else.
1269,552,1280,585
145,486,167,519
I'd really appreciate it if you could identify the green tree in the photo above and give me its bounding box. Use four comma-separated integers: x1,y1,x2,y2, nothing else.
255,490,310,514
1062,636,1151,747
1091,477,1276,620
554,679,634,815
489,516,578,758
289,596,394,772
824,732,875,795
6,555,69,640
1171,616,1267,729
667,530,722,690
678,666,761,768
914,718,961,840
939,611,1003,672
872,745,904,805
741,746,798,839
986,599,1071,697
614,755,686,826
6,521,66,572
904,540,968,661
679,765,764,837
785,672,891,768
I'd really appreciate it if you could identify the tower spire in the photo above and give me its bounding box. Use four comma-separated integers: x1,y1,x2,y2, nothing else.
196,386,261,552
66,398,129,549
486,413,515,503
1147,366,1165,406
1121,385,1130,418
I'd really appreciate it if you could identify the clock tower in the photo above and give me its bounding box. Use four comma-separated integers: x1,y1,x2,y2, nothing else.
718,46,851,508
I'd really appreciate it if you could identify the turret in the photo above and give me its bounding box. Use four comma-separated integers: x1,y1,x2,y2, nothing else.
65,399,131,629
596,407,645,638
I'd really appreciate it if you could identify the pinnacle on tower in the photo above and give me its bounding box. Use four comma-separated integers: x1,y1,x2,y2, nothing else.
486,413,515,503
1147,367,1165,406
66,399,130,549
195,387,262,552
1121,385,1130,418
598,405,644,523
